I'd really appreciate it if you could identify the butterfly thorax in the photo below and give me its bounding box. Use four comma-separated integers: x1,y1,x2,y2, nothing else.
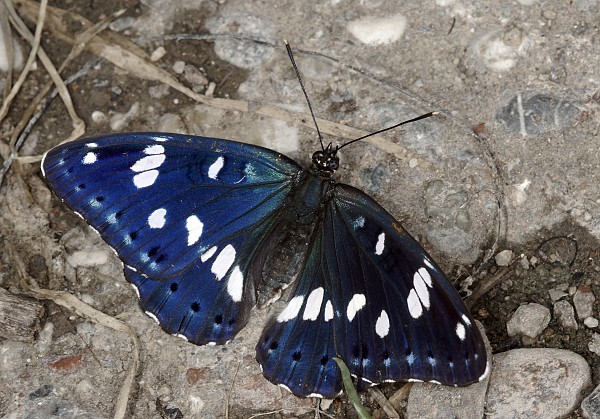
255,168,332,307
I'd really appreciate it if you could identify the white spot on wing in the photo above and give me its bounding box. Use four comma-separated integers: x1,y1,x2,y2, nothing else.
130,154,165,172
227,266,244,302
200,246,217,262
186,215,203,246
277,296,305,322
148,208,167,229
211,244,235,281
324,300,334,322
417,267,433,287
461,313,472,326
375,310,390,338
413,271,430,309
407,289,422,319
456,322,466,341
133,170,159,188
346,294,366,321
144,144,164,155
83,152,97,165
174,333,188,342
106,213,118,225
302,287,324,321
86,142,98,148
208,156,224,179
375,232,385,255
352,216,365,229
423,257,434,270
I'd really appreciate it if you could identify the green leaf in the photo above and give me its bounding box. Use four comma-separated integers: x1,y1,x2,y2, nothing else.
333,357,372,419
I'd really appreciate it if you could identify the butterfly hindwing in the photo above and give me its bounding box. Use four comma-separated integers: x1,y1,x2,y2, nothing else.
257,182,488,397
42,133,302,344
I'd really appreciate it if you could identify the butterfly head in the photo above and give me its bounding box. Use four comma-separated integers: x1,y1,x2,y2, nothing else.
311,143,339,174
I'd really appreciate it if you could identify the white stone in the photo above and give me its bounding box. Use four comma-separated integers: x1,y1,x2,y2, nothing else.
347,14,407,46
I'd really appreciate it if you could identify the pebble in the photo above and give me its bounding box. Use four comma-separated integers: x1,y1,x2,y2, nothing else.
590,334,600,356
206,13,275,69
66,249,110,268
548,288,568,301
495,249,514,266
487,348,591,418
581,383,600,419
172,60,185,74
183,64,208,92
554,300,578,330
109,101,140,131
574,285,596,319
469,28,530,72
506,303,551,338
496,93,580,136
150,46,167,62
347,14,407,45
585,317,599,328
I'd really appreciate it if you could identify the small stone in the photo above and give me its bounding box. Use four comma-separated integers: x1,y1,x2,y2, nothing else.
584,317,599,329
29,384,53,399
589,333,600,356
186,367,209,385
495,249,514,267
47,354,84,373
553,300,578,330
487,348,591,418
581,383,600,418
183,64,208,92
91,110,107,124
573,285,596,319
172,60,185,74
548,289,568,301
150,46,167,62
519,255,530,269
507,303,551,338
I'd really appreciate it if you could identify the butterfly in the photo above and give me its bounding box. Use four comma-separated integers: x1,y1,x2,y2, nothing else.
41,46,488,399
41,128,489,397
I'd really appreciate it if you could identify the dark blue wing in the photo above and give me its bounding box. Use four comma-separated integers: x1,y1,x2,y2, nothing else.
42,133,301,344
256,183,488,398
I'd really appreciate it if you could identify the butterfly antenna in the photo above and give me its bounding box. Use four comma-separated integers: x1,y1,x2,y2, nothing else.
337,111,438,151
285,40,325,151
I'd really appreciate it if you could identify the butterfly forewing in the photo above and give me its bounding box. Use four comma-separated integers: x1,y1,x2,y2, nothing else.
256,181,488,397
42,133,302,344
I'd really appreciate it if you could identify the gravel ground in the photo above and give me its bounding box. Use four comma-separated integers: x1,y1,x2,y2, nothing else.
0,0,599,418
